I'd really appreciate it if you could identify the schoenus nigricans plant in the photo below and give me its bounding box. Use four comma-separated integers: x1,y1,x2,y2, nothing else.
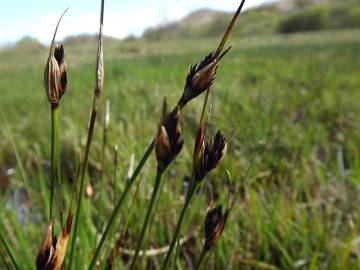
90,1,246,268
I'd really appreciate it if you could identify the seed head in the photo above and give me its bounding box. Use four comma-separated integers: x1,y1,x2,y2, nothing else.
36,215,73,270
44,44,67,105
155,100,184,173
36,221,55,270
204,205,228,250
179,48,231,108
195,130,228,181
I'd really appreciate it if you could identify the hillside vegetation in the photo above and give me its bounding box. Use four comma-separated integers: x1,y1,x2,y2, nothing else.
143,0,360,40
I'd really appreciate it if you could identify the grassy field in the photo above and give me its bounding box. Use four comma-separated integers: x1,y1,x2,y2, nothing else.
0,29,360,269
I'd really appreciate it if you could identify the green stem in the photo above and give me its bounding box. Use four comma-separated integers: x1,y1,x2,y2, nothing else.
50,104,59,222
108,176,141,269
68,97,99,270
56,108,64,227
68,1,104,267
141,175,165,268
195,249,208,270
113,146,118,208
160,181,198,270
0,233,20,270
130,170,163,269
88,139,155,270
88,98,190,269
173,235,180,269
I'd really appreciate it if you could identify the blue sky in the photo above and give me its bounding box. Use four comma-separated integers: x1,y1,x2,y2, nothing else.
0,0,274,45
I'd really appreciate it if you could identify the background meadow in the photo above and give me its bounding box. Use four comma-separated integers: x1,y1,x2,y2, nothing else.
0,0,359,269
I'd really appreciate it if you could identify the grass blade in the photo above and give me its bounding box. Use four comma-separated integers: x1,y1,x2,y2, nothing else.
67,0,104,268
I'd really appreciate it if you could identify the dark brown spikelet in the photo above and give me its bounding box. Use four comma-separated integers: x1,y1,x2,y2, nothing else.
195,130,228,181
179,48,231,108
43,8,68,106
178,0,247,108
44,44,68,105
204,205,228,250
54,45,67,93
36,214,73,270
36,221,55,270
155,100,184,173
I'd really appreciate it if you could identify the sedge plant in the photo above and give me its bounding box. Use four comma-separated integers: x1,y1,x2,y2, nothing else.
43,8,68,224
161,0,247,267
35,7,76,270
129,99,184,269
88,1,246,267
160,86,229,269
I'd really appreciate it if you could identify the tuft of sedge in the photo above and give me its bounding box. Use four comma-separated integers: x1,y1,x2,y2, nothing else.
36,214,73,270
155,99,184,173
204,205,228,251
194,130,228,182
44,44,68,106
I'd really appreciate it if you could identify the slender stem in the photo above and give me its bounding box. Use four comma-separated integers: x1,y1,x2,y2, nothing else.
140,174,165,268
94,108,108,231
130,170,163,269
50,104,59,222
173,235,180,269
195,249,208,270
88,73,207,269
0,233,20,270
160,181,198,270
88,139,155,270
113,146,118,208
68,0,104,267
56,108,64,227
0,247,12,270
199,88,211,128
68,97,99,270
107,176,141,269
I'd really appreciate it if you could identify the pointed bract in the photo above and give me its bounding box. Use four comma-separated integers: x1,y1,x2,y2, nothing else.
155,103,184,172
195,130,228,181
44,44,68,105
36,221,55,270
179,50,230,107
204,205,228,250
36,215,73,270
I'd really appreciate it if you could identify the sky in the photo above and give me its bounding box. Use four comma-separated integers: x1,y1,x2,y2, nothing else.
0,0,275,45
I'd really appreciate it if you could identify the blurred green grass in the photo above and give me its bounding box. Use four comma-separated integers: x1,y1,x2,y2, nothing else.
0,29,360,269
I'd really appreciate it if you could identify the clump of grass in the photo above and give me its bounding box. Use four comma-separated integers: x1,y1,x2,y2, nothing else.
2,0,250,269
88,2,247,267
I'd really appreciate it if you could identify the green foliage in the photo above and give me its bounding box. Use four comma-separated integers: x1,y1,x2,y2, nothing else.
278,2,360,33
0,30,360,269
278,6,329,33
143,1,360,41
347,7,360,28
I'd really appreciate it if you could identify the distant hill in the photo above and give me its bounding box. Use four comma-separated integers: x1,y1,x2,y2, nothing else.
5,0,360,49
142,0,360,40
11,36,44,50
63,34,119,45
